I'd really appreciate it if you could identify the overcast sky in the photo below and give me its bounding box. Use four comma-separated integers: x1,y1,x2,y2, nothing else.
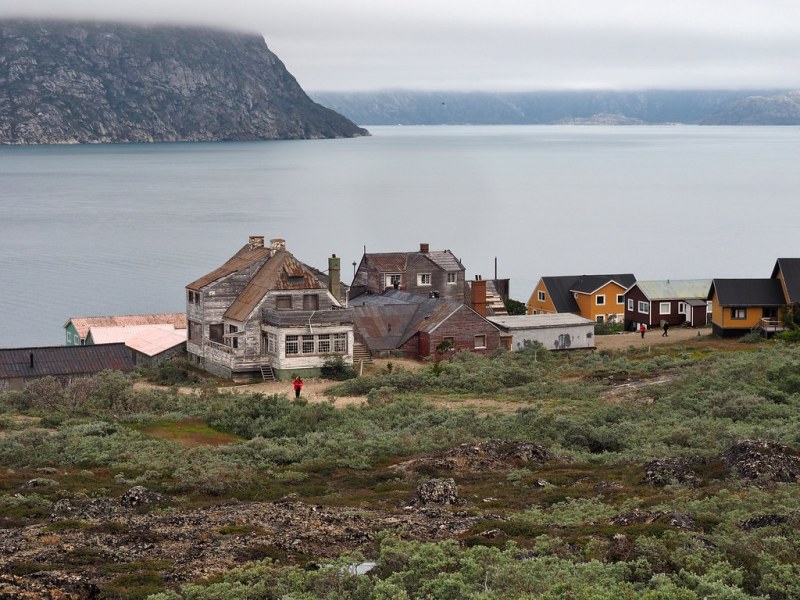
3,1,800,92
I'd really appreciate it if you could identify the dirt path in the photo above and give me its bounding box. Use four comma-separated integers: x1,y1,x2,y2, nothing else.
594,326,710,351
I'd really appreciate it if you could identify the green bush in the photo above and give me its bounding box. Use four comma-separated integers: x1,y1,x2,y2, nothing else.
320,355,356,381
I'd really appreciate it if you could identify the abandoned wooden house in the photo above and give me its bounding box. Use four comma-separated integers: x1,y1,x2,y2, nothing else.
350,243,466,303
185,237,354,381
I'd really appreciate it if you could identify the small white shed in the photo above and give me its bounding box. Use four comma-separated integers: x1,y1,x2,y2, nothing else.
487,314,595,351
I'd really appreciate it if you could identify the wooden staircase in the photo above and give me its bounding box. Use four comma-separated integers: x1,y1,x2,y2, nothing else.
260,365,275,381
352,342,373,365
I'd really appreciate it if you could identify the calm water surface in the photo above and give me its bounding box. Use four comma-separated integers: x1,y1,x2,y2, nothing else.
1,125,799,347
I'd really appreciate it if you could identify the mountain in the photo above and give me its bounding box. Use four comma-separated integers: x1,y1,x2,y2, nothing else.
701,91,800,125
311,90,798,126
0,20,368,144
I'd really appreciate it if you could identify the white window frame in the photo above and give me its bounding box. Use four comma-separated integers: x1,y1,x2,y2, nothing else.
301,334,315,354
638,301,649,314
447,272,458,284
333,332,348,353
616,294,624,305
659,302,671,315
595,294,606,306
538,290,546,302
678,302,687,313
285,335,299,355
66,331,72,343
385,273,401,288
474,334,487,349
707,301,713,313
317,334,331,354
418,273,432,286
266,332,277,354
627,299,634,311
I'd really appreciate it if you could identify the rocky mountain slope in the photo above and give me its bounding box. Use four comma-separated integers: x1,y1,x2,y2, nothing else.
312,89,800,126
0,20,368,144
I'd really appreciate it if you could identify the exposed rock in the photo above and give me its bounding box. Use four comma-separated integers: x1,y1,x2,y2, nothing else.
398,439,552,474
0,19,368,144
120,486,170,508
642,457,704,487
702,91,800,125
738,514,792,531
415,478,459,505
720,440,800,484
610,509,695,530
22,478,59,489
0,572,99,599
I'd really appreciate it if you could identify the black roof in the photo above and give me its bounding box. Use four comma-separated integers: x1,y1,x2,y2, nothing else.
772,258,800,304
542,273,636,313
709,279,786,307
0,344,134,379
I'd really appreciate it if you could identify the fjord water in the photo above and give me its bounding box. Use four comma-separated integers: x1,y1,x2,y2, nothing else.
1,125,799,347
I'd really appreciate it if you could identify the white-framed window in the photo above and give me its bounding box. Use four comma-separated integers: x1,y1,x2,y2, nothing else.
266,332,277,354
333,332,348,353
474,334,486,349
659,302,671,315
385,273,401,288
616,294,624,304
638,301,649,314
318,334,331,353
285,335,299,355
731,307,747,320
627,299,634,311
538,290,546,302
302,335,315,354
707,301,713,313
447,272,458,284
596,315,605,323
418,273,432,286
66,331,72,343
596,295,606,306
678,302,687,313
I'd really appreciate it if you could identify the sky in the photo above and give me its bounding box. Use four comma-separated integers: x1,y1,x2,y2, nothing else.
3,1,800,92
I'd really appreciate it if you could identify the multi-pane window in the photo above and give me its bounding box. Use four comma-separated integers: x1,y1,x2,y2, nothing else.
638,301,649,314
285,335,299,355
317,334,331,353
334,333,348,352
386,274,401,288
447,272,458,284
302,335,315,354
228,325,239,349
731,307,747,320
266,332,277,354
627,299,634,311
538,290,546,302
418,273,432,286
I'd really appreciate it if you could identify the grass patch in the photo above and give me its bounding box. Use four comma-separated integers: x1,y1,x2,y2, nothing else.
134,418,242,447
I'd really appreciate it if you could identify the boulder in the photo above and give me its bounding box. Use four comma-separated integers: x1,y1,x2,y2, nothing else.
120,486,170,508
416,478,459,505
720,440,800,484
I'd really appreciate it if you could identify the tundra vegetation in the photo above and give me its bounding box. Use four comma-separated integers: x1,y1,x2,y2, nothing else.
1,339,800,598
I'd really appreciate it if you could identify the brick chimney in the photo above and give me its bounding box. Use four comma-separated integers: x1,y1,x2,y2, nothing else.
248,235,264,249
420,242,429,253
269,238,286,255
328,254,341,302
472,276,488,317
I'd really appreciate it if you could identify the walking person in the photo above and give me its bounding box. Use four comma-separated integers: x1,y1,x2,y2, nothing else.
293,376,303,399
639,324,647,339
662,321,669,337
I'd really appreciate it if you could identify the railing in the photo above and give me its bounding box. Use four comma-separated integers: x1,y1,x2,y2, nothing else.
753,318,784,336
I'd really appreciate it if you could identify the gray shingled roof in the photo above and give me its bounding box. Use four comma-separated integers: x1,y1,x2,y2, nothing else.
709,279,786,306
773,258,800,304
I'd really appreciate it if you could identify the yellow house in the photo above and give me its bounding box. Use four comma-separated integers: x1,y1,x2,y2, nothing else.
708,258,800,336
527,274,636,323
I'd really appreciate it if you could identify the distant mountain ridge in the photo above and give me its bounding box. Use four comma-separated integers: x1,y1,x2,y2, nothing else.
0,20,368,144
311,90,800,126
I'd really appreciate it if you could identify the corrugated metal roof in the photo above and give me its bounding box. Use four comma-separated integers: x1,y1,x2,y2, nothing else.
88,324,178,345
635,279,713,301
773,258,800,304
710,279,785,306
0,344,134,379
488,314,594,330
67,313,186,340
125,328,187,357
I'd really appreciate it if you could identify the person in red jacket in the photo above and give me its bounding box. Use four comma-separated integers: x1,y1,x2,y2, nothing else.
639,324,647,339
293,376,303,398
